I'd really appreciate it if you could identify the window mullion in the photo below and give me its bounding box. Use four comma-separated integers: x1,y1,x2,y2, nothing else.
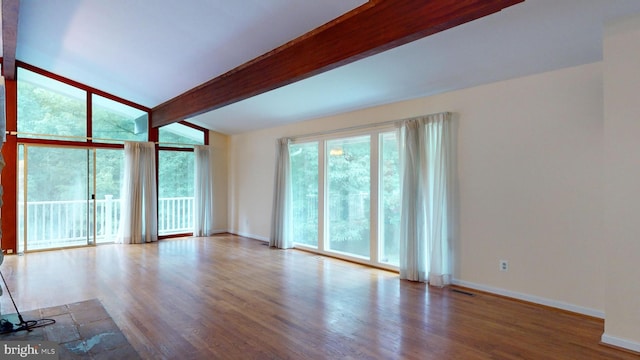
87,91,92,142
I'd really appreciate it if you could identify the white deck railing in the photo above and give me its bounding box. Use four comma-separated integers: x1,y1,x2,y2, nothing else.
18,196,194,251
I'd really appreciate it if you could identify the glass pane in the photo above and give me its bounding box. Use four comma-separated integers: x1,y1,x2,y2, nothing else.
291,142,318,247
379,131,401,266
159,123,205,146
92,94,148,143
21,146,90,250
326,136,370,258
95,149,124,243
17,68,87,141
158,150,195,235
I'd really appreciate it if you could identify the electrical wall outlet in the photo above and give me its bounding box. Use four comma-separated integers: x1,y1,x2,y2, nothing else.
499,260,508,272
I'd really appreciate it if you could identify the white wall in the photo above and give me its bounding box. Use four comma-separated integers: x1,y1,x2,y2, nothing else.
209,131,229,233
602,15,640,352
228,128,279,240
229,62,605,315
454,63,605,315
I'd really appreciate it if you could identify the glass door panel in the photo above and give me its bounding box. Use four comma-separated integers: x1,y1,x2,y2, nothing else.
291,141,319,247
326,136,371,259
158,150,195,235
379,131,401,266
94,149,124,243
20,145,92,251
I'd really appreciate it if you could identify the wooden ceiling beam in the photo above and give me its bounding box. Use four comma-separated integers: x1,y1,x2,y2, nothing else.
2,0,20,80
152,0,523,128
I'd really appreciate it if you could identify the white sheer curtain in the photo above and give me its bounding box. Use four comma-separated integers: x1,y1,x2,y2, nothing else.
270,138,293,249
399,112,453,286
194,145,215,237
117,141,158,244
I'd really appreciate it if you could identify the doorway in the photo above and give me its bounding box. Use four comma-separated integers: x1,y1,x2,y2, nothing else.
18,144,123,252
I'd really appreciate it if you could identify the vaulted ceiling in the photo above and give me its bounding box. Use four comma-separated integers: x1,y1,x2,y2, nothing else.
4,0,640,134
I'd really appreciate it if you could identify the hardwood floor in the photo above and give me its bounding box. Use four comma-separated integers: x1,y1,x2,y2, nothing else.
0,234,635,359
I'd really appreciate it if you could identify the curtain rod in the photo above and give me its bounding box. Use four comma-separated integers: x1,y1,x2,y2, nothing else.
288,111,451,141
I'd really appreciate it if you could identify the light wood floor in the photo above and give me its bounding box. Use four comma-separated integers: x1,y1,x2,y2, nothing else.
0,234,635,359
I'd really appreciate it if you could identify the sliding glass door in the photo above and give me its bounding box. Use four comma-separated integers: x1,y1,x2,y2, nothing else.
19,145,92,251
18,145,124,252
290,129,400,268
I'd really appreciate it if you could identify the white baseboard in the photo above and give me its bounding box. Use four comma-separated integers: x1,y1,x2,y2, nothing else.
452,279,605,319
601,333,640,353
233,231,269,242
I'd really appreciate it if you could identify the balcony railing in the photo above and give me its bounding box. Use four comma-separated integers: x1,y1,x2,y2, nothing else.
18,196,194,251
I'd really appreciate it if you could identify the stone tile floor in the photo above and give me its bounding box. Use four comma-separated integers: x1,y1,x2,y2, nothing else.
0,299,140,359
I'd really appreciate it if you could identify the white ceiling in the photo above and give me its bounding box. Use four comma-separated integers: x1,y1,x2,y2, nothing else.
11,0,640,134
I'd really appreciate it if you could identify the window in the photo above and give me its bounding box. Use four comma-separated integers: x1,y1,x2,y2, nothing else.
13,64,208,252
158,150,195,235
17,68,87,141
157,122,206,236
92,94,148,143
159,122,205,146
